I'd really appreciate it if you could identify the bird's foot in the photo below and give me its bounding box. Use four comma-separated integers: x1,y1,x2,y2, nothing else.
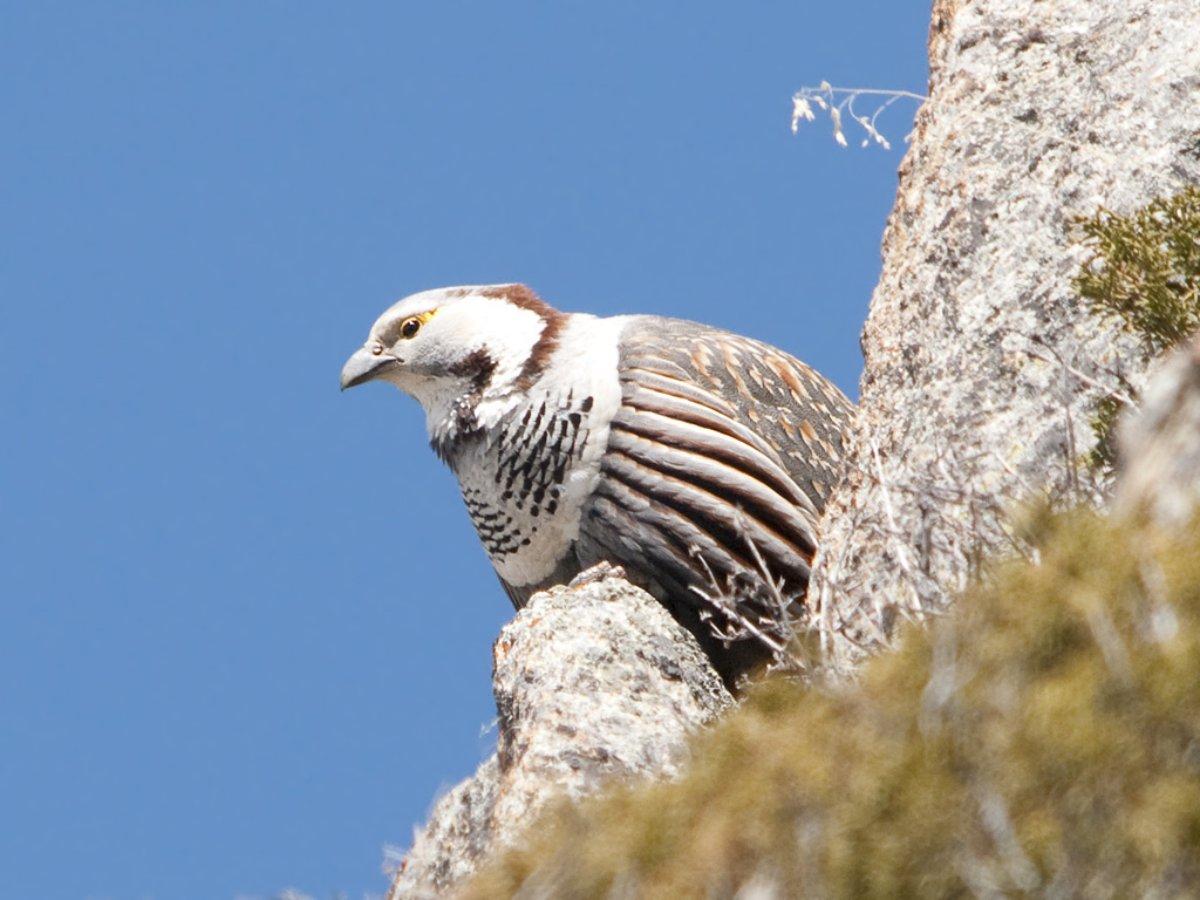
568,561,627,588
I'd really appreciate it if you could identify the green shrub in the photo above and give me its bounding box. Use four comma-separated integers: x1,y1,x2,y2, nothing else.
1075,187,1200,355
1075,188,1200,468
465,512,1200,898
1088,393,1126,471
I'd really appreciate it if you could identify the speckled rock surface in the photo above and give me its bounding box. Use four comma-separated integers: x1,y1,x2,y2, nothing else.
389,573,732,898
808,0,1200,674
1116,333,1200,527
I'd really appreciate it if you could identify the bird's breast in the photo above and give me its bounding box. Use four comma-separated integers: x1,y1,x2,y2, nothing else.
453,314,627,587
456,395,591,581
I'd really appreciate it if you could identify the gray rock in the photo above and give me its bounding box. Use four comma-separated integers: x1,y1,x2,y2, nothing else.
1116,333,1200,527
388,572,732,898
387,756,501,898
808,0,1200,675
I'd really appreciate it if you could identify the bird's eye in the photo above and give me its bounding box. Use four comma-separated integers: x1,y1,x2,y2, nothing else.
400,317,421,339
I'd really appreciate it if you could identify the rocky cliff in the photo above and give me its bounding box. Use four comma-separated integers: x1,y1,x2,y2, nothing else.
807,0,1200,673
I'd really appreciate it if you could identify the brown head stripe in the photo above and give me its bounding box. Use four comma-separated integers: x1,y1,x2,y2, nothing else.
479,284,568,389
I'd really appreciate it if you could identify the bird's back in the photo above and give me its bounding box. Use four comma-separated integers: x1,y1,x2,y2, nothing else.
572,315,854,684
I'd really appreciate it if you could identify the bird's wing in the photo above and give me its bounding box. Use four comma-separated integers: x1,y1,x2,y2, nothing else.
577,315,853,612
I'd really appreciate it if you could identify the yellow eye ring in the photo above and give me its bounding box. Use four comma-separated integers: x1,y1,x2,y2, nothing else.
400,317,422,339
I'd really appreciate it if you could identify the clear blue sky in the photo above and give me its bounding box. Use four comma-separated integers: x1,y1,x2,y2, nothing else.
0,4,928,898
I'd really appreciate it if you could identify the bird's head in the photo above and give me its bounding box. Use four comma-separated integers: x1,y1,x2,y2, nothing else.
340,284,565,437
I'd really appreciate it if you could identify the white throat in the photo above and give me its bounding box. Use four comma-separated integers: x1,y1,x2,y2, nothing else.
382,295,552,451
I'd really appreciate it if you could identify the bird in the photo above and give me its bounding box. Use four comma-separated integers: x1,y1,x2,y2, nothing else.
341,284,853,684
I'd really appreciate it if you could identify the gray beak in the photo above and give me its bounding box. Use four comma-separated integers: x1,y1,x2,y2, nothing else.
340,347,398,391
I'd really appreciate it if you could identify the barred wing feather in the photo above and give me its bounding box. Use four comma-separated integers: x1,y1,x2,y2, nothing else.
577,316,853,644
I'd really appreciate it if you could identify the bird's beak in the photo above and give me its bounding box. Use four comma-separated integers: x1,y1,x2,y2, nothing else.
340,347,398,391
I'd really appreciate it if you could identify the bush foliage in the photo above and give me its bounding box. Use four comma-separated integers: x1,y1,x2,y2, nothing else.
466,511,1200,898
1075,188,1200,469
1075,187,1200,355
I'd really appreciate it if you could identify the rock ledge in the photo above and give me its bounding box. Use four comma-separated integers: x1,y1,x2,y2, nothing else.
389,573,732,898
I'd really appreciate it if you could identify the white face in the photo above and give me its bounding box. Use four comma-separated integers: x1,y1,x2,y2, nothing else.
341,285,548,420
